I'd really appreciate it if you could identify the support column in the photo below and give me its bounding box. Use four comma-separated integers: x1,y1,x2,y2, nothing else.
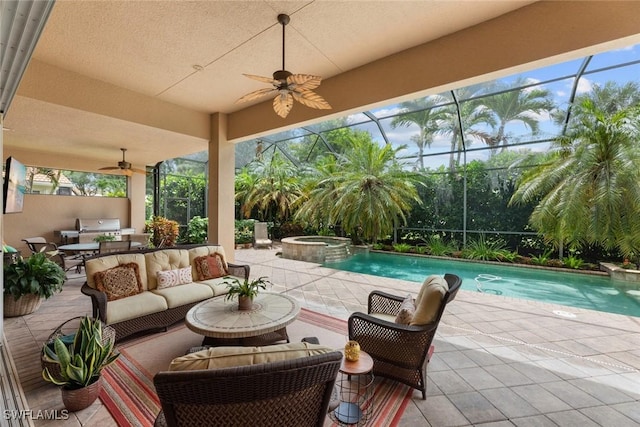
128,172,147,233
208,113,235,261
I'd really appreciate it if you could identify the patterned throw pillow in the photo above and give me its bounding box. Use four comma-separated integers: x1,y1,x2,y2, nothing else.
157,267,193,289
395,294,415,325
194,254,227,281
94,263,143,301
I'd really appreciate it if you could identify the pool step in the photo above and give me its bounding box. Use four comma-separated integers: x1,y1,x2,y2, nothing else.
324,244,351,262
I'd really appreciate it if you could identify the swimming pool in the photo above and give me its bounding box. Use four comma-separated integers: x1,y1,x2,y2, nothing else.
323,252,640,317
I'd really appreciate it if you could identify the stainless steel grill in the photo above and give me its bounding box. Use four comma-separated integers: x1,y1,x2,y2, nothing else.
55,218,134,243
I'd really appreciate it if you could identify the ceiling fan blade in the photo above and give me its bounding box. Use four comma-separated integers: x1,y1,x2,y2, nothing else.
292,89,332,110
287,74,322,91
273,91,293,118
121,169,133,177
242,74,278,85
130,168,148,175
98,166,120,171
236,87,278,104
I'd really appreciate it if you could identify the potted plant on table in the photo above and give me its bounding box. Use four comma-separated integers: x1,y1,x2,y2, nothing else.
42,317,120,412
223,276,271,310
3,251,66,317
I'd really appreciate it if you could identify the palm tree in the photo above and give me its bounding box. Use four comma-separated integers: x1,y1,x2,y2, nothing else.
391,96,448,169
480,78,554,154
510,100,640,257
438,86,494,171
296,139,422,243
234,152,302,224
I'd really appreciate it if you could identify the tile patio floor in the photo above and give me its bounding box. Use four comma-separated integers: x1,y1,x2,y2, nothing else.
2,245,640,426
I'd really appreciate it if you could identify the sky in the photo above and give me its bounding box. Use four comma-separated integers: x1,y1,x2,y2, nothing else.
237,43,639,170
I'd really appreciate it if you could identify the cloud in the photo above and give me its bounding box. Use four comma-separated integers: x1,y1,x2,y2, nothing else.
575,77,593,94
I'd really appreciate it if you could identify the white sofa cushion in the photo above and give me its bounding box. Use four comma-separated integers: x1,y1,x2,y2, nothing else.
151,283,214,308
169,342,335,371
195,276,232,297
106,291,168,324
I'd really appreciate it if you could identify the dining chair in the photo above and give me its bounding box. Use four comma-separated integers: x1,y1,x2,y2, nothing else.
98,240,132,254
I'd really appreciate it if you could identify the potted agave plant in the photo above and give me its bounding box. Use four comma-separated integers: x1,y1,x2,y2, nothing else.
42,317,119,412
3,251,66,317
223,276,271,310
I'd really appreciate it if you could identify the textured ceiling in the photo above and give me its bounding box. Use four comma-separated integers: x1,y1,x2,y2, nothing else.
0,0,557,169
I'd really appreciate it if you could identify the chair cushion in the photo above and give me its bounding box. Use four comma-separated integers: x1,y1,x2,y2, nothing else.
395,294,415,325
169,342,335,371
156,267,193,289
194,254,227,281
410,275,449,326
94,263,144,301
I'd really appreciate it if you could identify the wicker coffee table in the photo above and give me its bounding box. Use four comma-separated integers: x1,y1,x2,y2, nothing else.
185,292,300,346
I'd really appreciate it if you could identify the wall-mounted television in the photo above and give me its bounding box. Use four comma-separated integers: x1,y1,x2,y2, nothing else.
3,156,27,214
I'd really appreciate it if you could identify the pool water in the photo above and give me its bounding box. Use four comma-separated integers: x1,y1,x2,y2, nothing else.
323,252,640,317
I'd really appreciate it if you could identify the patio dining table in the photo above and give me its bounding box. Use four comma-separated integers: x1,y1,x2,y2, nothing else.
58,241,142,255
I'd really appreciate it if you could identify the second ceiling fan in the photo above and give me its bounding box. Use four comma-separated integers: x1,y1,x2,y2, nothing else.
236,13,331,118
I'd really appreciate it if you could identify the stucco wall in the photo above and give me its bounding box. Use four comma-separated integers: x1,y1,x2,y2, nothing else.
3,194,130,255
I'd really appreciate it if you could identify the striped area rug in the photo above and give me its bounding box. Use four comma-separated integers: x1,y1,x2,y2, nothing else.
100,308,413,426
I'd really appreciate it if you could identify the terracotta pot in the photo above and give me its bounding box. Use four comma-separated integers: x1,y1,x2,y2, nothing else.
238,296,254,310
3,293,42,317
61,377,102,412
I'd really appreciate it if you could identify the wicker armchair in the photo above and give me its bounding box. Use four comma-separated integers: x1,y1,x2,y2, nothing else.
348,273,462,399
153,351,343,427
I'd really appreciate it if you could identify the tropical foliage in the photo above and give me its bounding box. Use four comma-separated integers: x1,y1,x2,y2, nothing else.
295,139,423,243
510,98,640,257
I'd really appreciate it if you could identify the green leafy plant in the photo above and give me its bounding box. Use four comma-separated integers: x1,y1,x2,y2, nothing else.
187,216,208,244
462,235,510,261
234,219,255,245
414,245,428,254
145,216,179,247
425,235,457,256
392,243,413,253
372,243,385,250
93,234,116,243
3,252,65,301
223,276,271,301
563,255,584,269
530,248,554,266
42,317,120,389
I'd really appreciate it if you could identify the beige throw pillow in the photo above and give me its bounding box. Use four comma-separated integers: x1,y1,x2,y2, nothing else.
395,294,415,325
410,275,449,326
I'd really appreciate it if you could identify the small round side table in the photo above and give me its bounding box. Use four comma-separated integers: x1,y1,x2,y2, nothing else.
330,349,374,426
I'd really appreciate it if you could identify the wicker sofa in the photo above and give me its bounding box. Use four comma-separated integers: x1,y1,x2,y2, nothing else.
81,244,249,342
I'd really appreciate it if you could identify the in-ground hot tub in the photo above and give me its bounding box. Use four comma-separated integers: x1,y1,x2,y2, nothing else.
281,236,352,263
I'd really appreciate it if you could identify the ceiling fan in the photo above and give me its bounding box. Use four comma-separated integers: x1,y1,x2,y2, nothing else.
98,148,146,176
236,13,331,118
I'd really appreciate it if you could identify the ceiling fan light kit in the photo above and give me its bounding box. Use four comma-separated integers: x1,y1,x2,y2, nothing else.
98,148,147,176
236,13,331,118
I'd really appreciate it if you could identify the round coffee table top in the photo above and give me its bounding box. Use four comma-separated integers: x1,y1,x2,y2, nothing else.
185,292,300,339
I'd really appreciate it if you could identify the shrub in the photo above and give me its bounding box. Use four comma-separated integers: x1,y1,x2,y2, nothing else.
187,216,208,244
463,235,509,261
563,255,584,269
145,216,179,247
235,219,255,244
530,249,554,266
392,243,412,253
425,235,457,256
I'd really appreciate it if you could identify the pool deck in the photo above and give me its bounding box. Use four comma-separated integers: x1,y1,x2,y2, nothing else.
3,245,640,426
